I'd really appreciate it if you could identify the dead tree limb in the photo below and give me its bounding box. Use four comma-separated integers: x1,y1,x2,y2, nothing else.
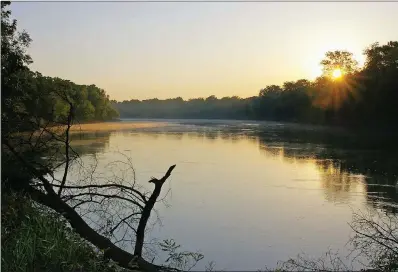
58,101,73,196
3,90,184,271
134,165,176,257
5,136,178,271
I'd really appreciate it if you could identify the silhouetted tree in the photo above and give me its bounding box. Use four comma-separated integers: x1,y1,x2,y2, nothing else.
1,3,186,271
320,50,359,77
113,41,398,135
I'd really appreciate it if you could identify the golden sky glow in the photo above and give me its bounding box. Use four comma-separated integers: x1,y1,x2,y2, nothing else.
11,2,397,101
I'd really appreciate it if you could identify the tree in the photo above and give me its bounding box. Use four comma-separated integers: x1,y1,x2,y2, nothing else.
320,50,359,77
1,3,199,271
205,95,217,102
259,85,283,97
1,2,118,139
356,41,398,128
1,1,32,78
364,41,398,71
4,129,179,271
1,1,33,137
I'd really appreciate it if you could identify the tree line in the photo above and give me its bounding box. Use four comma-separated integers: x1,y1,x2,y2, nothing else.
2,1,118,139
114,41,398,131
2,1,397,271
2,2,196,271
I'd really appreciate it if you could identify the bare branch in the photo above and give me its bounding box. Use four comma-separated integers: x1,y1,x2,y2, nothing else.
63,192,145,210
135,165,177,257
52,183,148,203
58,102,73,196
110,212,142,235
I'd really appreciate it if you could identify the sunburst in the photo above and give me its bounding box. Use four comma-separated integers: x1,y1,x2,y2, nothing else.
332,68,342,79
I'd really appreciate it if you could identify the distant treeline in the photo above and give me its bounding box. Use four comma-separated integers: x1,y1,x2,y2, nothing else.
113,41,398,130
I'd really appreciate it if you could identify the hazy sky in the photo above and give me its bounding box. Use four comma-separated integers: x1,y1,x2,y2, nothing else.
11,1,397,101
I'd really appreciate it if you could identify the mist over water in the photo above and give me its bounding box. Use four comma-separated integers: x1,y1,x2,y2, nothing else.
67,119,398,270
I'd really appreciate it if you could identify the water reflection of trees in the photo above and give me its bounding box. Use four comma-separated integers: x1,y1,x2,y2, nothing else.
70,126,398,214
317,161,364,204
254,127,398,214
155,126,398,213
70,132,111,155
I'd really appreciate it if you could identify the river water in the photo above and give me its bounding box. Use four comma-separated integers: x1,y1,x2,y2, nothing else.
68,119,398,270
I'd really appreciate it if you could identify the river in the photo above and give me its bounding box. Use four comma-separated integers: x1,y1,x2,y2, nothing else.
67,119,398,270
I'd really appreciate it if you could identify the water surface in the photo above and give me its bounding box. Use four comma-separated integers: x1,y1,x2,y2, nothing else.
69,119,398,270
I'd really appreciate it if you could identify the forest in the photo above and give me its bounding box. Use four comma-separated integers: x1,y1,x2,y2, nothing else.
2,1,397,272
2,1,118,139
114,41,398,131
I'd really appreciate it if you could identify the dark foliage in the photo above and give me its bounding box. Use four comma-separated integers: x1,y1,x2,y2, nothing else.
114,42,398,133
1,1,118,139
1,1,118,191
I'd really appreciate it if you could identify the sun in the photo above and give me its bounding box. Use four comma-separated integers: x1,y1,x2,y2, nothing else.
332,68,342,79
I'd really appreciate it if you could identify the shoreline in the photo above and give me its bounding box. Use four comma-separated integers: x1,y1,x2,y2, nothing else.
69,121,168,133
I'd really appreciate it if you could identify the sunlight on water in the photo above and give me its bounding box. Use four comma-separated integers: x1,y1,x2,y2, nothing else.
63,121,397,270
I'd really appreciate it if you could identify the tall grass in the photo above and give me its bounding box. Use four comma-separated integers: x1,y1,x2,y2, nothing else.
1,193,125,272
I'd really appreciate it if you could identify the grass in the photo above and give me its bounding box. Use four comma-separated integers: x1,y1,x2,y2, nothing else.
1,193,126,272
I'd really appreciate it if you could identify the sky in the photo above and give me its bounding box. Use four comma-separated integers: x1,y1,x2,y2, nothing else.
11,1,398,101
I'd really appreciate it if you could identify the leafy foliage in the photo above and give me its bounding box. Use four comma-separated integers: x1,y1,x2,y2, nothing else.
1,1,119,192
320,50,359,77
1,1,118,140
114,41,398,132
2,2,397,272
159,239,204,271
